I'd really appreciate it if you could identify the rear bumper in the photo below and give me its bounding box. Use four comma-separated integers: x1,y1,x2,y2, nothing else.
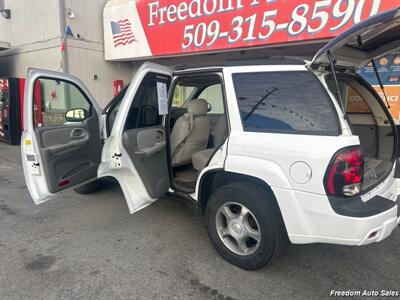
327,195,397,218
272,181,400,246
355,208,399,245
327,194,400,245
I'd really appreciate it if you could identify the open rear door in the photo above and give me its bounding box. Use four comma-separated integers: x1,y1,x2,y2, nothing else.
311,7,400,69
98,63,173,214
21,69,103,204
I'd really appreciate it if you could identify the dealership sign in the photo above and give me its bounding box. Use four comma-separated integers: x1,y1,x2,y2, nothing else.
103,0,399,61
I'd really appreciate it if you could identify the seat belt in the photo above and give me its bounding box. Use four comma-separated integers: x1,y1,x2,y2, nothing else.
171,113,194,159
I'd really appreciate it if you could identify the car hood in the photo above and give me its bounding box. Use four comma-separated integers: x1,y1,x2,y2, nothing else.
311,7,400,70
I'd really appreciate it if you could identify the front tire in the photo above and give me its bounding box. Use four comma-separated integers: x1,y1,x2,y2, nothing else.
205,182,288,270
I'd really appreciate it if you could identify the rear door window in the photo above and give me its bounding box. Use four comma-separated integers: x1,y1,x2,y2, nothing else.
232,71,339,135
125,73,170,130
198,84,224,114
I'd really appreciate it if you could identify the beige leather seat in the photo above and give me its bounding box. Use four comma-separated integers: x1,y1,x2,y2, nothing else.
170,99,211,167
192,115,226,171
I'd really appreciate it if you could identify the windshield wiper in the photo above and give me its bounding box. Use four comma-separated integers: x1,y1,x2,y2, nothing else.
244,87,279,122
371,59,391,109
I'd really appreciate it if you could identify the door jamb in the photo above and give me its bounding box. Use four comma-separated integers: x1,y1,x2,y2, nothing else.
165,71,230,194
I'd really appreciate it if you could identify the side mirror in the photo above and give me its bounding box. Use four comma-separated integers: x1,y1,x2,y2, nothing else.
65,108,89,122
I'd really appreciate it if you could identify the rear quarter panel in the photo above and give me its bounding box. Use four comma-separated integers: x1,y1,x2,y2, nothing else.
222,65,360,195
225,131,360,194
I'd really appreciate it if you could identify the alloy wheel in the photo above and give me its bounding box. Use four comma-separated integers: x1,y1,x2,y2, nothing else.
215,202,261,256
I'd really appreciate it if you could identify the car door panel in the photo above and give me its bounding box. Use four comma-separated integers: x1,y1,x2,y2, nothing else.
98,62,173,214
122,126,169,198
35,115,102,193
21,68,103,204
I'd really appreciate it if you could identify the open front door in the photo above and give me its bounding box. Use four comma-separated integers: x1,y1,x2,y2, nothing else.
98,63,173,214
21,69,103,204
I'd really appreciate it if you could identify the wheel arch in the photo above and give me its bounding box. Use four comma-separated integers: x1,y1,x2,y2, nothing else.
198,169,280,215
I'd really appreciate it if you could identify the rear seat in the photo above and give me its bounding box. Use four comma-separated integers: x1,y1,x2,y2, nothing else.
192,116,226,171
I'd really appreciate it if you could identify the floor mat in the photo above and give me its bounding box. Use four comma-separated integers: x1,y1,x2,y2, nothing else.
174,165,198,183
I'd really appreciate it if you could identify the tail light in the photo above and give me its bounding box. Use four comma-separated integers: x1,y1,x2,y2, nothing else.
324,146,364,197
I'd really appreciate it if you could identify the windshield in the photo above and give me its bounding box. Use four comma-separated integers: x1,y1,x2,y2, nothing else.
326,74,395,190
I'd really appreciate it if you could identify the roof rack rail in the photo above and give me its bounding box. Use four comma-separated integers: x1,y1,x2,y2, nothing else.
174,56,306,71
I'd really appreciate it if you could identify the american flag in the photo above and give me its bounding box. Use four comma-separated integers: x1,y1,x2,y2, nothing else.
110,19,136,47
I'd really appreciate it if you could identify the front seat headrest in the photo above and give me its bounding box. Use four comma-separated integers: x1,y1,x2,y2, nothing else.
188,99,208,116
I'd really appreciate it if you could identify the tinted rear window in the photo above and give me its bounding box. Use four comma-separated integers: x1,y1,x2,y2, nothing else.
233,71,339,135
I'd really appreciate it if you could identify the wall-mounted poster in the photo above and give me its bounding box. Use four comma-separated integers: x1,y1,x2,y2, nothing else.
358,51,400,122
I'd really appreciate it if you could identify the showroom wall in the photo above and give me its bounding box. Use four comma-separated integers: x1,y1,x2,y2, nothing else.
0,0,134,107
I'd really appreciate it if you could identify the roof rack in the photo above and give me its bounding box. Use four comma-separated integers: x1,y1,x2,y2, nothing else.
174,56,306,71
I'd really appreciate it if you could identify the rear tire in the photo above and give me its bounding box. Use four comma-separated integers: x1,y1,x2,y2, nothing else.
74,180,101,194
205,182,288,270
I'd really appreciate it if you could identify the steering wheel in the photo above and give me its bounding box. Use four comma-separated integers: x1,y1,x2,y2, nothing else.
207,102,212,112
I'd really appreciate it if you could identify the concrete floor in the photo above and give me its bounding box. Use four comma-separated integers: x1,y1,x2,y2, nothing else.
0,142,399,300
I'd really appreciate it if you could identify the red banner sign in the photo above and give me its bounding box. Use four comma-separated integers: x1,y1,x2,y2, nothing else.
104,0,399,61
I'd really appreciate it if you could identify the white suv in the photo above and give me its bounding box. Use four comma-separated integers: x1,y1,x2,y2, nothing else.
22,9,400,270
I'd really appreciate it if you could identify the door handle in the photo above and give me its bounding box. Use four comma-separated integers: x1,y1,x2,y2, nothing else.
70,128,87,139
134,141,166,160
155,130,164,140
72,129,82,136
